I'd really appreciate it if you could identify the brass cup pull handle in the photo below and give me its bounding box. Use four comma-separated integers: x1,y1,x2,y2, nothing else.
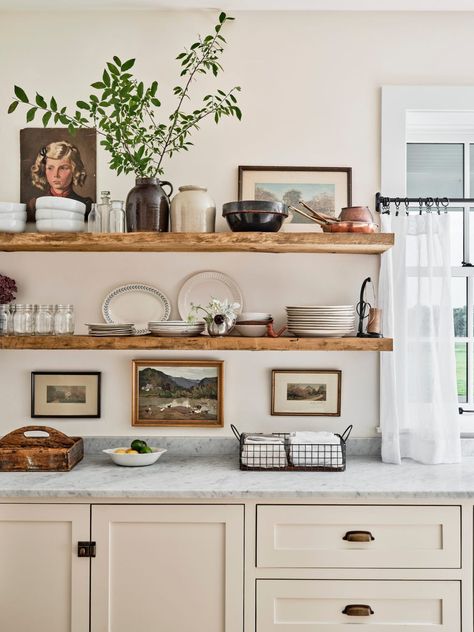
343,530,375,542
342,604,374,616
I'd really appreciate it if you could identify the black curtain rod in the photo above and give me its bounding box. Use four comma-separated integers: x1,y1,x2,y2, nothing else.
375,192,474,213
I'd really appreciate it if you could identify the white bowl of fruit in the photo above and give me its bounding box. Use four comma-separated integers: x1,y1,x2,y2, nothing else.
103,440,166,467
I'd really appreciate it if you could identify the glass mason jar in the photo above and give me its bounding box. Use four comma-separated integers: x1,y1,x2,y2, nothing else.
13,304,35,335
35,304,54,335
0,304,12,335
109,200,126,233
54,304,75,335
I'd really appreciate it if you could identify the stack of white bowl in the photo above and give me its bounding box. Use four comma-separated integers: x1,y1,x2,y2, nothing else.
234,312,272,337
286,305,356,337
148,320,206,337
0,202,27,232
35,197,86,233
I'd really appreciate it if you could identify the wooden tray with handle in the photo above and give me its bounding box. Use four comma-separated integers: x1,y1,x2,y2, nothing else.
0,425,84,471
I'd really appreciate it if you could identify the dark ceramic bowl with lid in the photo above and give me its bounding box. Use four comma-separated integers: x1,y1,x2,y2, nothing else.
222,200,288,232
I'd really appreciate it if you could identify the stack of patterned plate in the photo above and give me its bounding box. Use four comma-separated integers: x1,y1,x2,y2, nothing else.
286,305,356,337
86,323,134,336
148,320,206,337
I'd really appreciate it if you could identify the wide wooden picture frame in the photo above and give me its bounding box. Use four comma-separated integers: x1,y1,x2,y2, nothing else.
132,359,224,427
31,371,101,418
238,165,352,231
271,369,341,416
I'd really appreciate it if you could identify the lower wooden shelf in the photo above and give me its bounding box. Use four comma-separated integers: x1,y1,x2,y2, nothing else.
0,335,393,351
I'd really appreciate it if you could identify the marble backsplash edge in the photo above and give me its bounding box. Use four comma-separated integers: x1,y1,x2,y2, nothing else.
84,436,382,457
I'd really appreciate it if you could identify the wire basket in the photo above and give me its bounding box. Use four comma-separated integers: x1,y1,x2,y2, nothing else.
231,424,352,472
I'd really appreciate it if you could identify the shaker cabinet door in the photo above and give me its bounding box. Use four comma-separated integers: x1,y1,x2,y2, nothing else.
0,503,90,632
90,504,244,632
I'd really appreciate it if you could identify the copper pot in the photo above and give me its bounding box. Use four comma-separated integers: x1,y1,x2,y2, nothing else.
340,206,373,223
322,221,378,234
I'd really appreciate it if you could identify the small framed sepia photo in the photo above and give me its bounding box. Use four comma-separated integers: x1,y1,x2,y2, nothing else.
31,372,101,418
271,370,341,416
132,359,224,427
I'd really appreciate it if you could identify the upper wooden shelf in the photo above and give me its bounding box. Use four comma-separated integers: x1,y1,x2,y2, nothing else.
0,232,394,254
0,335,393,352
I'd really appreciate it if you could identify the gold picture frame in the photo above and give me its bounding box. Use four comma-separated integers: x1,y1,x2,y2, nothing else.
132,360,224,427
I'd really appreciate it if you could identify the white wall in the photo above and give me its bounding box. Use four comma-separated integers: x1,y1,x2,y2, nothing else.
1,10,473,437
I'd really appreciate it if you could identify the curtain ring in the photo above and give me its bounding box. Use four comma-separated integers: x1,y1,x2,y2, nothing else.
435,197,441,215
418,197,424,215
404,197,410,216
394,197,401,217
425,197,434,213
382,197,390,214
441,197,449,213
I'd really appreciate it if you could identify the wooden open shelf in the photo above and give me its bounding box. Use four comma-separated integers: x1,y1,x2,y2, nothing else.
0,335,393,352
0,231,394,254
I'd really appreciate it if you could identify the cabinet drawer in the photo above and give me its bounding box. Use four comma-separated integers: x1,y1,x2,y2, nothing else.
257,579,460,631
257,505,460,568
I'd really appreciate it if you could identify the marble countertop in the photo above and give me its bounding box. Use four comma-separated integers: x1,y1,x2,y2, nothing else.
1,454,474,499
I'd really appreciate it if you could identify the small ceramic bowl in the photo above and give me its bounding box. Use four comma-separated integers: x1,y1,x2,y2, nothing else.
36,196,86,214
103,447,167,467
0,202,26,213
0,218,26,233
36,208,87,221
0,211,27,220
36,218,85,233
234,324,268,337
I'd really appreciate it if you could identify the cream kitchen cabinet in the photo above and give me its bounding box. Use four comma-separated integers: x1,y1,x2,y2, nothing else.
0,502,243,632
0,503,90,632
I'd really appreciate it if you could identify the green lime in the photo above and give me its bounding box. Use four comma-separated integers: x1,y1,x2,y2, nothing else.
131,439,147,452
142,446,153,453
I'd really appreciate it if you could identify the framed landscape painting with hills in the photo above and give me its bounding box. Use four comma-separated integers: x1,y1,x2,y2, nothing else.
132,360,224,427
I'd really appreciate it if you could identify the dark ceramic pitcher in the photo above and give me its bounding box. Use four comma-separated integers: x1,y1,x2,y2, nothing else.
126,177,173,232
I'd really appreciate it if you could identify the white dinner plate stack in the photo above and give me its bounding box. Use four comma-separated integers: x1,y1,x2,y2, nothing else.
36,196,86,233
148,320,206,337
0,202,27,233
86,323,134,336
286,305,356,337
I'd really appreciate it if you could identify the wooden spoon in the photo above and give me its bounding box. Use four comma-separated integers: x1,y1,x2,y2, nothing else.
298,200,339,224
288,205,327,226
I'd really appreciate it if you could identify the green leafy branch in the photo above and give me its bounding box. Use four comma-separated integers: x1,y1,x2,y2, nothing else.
8,12,241,178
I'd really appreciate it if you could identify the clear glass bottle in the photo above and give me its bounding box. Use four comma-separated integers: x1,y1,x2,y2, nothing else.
54,304,75,335
0,304,12,335
87,203,101,233
98,190,112,232
109,200,126,233
13,304,35,335
35,304,54,335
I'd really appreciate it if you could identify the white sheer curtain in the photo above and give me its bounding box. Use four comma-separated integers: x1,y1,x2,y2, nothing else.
379,212,461,464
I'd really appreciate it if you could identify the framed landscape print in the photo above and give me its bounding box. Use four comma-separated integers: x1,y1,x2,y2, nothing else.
31,372,101,418
238,165,351,231
271,370,341,416
132,360,224,427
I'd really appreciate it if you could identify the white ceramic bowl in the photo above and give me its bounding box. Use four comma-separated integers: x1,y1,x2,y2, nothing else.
103,447,167,467
234,324,268,337
0,218,26,233
36,218,85,233
36,208,86,221
237,312,271,322
36,196,86,214
0,202,26,213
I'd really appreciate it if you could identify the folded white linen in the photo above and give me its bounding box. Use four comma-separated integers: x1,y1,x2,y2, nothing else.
289,432,343,467
241,443,288,468
244,434,285,444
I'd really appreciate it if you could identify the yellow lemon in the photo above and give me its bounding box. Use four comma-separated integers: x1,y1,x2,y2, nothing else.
114,449,127,454
126,449,139,454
